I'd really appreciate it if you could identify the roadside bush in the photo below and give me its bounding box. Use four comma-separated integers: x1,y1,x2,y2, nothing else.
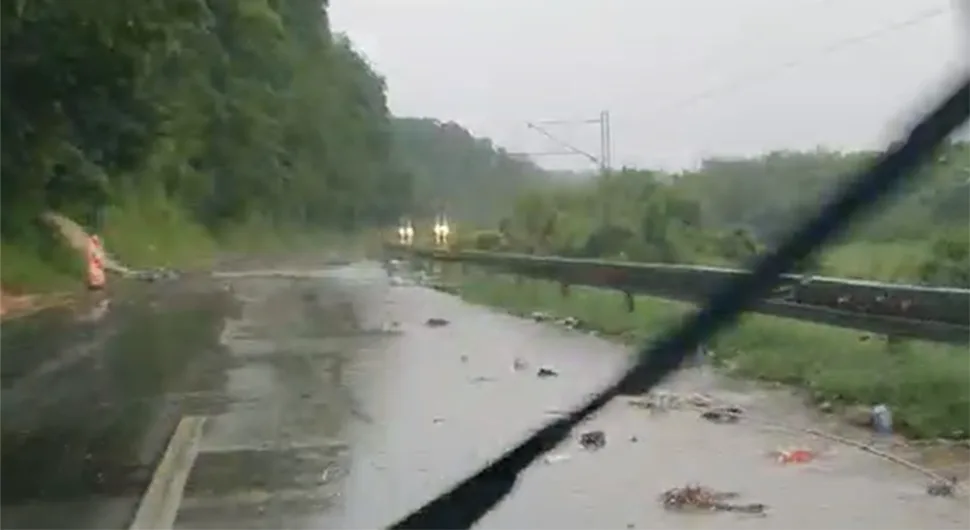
473,230,504,251
918,229,970,287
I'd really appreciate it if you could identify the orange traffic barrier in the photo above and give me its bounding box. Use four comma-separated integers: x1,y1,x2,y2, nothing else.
87,235,106,290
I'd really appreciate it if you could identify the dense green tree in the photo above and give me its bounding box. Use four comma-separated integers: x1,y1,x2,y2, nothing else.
389,118,549,224
1,0,412,240
493,144,968,286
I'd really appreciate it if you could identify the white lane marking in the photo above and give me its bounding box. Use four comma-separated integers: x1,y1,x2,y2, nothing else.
129,416,207,530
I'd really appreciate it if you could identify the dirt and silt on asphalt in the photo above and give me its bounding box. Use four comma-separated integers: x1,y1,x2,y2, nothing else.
2,260,967,528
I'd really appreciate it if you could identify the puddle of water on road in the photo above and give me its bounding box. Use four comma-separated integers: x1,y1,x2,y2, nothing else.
200,402,283,452
172,271,387,529
185,445,346,495
2,282,236,529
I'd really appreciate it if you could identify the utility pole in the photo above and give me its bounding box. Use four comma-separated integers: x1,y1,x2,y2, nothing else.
509,110,612,174
509,111,615,225
598,110,612,173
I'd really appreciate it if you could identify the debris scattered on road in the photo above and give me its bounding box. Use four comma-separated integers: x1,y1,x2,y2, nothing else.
629,435,639,443
700,406,744,424
129,267,180,282
686,393,714,408
425,317,450,327
773,448,816,464
460,354,469,363
470,375,494,383
578,430,606,451
432,418,444,425
512,358,528,371
660,484,766,515
542,453,571,465
647,391,683,411
536,367,559,378
556,316,581,329
627,397,654,410
530,311,553,322
627,391,716,413
927,476,958,497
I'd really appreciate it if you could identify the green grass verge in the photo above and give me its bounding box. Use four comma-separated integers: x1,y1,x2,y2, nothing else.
0,240,78,294
820,241,929,283
2,192,380,295
101,192,219,270
1,216,85,294
453,270,969,440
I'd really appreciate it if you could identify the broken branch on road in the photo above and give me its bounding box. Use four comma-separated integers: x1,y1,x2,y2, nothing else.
660,484,766,515
700,406,744,424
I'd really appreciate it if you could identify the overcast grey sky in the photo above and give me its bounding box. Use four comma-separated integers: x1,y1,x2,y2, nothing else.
330,0,968,170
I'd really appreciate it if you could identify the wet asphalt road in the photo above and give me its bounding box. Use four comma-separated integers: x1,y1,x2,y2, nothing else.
2,261,968,529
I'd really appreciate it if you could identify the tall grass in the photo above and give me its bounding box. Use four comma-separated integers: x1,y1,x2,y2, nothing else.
820,241,930,283
101,190,218,270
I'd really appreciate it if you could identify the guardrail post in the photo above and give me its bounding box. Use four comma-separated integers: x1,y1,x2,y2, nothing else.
623,291,635,313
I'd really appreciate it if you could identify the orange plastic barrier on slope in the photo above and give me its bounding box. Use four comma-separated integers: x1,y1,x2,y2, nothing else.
87,235,106,290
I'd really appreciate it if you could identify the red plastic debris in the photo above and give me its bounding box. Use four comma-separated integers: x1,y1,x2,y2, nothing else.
776,448,815,464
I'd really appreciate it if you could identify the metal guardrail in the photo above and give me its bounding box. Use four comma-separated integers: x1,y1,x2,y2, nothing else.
385,244,970,345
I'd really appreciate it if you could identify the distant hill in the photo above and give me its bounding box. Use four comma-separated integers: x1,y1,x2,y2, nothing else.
390,117,549,224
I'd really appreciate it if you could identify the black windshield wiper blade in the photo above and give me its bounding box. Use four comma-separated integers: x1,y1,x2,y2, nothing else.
389,77,970,530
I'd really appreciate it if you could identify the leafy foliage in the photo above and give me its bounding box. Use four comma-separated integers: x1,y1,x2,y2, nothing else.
1,0,411,240
390,118,549,224
498,143,968,286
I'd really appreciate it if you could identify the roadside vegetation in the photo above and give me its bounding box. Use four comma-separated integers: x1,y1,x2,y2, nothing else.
442,144,969,440
457,143,969,287
1,1,545,296
4,0,966,436
454,272,968,440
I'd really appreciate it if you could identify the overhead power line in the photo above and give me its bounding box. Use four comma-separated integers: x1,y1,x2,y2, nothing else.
637,6,950,121
511,7,949,171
